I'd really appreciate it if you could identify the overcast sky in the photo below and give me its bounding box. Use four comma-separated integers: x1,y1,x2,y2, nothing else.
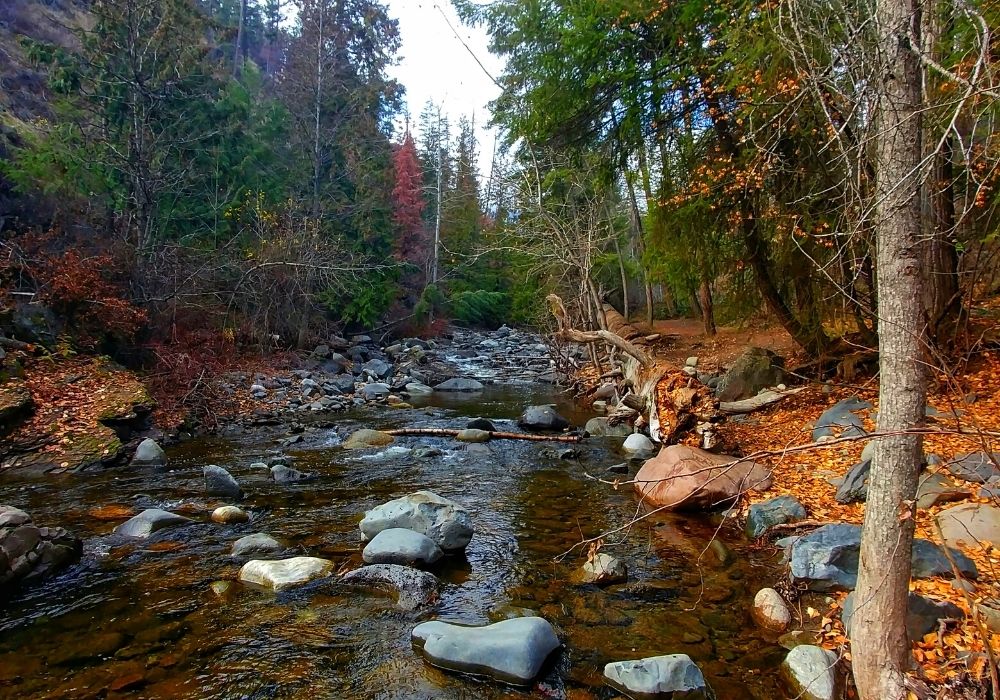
385,1,504,175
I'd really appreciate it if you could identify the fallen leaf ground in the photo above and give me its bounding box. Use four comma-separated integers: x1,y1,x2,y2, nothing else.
634,318,1000,690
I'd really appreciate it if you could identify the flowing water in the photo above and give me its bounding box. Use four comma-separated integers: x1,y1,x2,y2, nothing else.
0,368,791,699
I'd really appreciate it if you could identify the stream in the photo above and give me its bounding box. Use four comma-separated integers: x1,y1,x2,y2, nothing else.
0,335,789,699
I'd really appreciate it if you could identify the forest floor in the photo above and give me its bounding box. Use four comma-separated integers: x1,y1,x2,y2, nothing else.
618,317,1000,691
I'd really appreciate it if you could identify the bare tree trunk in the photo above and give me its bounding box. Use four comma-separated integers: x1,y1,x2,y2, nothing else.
311,3,324,217
233,0,247,77
851,1,928,697
613,235,630,321
698,277,716,336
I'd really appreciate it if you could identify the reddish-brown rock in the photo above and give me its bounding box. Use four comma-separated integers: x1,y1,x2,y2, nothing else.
633,445,772,510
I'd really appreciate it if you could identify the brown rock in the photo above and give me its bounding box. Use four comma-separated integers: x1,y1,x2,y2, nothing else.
633,445,772,510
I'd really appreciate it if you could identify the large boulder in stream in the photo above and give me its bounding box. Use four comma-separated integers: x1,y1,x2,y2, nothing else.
0,506,82,592
130,438,166,467
204,465,242,499
604,654,710,699
518,405,570,431
411,617,561,685
634,445,772,510
360,491,473,551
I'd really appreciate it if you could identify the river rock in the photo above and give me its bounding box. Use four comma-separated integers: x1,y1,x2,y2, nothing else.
361,359,392,379
841,590,962,642
781,645,839,700
330,374,356,393
362,528,443,567
622,433,655,459
604,653,710,698
239,556,334,591
404,382,434,395
344,429,395,449
456,428,491,443
361,383,390,400
572,553,627,586
584,417,632,438
634,445,772,511
937,503,1000,548
466,417,497,432
270,464,314,483
114,508,192,538
917,473,971,509
946,452,1000,483
434,378,484,392
131,438,166,467
518,405,570,431
834,460,870,503
789,524,977,591
204,465,242,499
360,491,473,551
211,506,249,524
811,397,872,441
746,495,807,539
0,507,82,590
231,533,283,557
752,587,792,632
716,347,785,402
342,563,439,610
594,383,616,400
411,617,560,685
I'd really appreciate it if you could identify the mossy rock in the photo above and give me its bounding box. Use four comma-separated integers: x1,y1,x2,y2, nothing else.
91,359,155,424
344,429,395,449
53,426,124,472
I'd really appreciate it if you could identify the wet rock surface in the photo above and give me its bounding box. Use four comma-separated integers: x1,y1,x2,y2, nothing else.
342,563,439,611
360,491,473,551
604,653,711,698
238,556,334,591
362,528,443,567
0,506,82,591
411,616,560,685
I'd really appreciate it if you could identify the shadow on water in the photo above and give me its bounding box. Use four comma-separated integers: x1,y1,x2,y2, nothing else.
0,383,789,699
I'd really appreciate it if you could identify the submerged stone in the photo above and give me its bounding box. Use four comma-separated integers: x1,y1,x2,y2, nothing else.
342,563,439,611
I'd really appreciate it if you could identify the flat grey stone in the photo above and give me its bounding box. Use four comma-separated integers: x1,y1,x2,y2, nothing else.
362,528,443,567
239,556,333,591
584,417,631,438
342,563,439,610
938,503,1000,549
434,378,485,392
604,653,710,698
114,509,192,539
842,591,962,642
412,617,560,685
947,452,1000,483
232,533,283,557
746,496,807,539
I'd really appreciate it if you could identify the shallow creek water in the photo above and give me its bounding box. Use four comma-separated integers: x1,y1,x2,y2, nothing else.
0,381,790,699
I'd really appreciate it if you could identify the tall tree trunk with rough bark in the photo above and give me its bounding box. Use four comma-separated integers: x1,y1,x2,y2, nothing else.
851,1,928,697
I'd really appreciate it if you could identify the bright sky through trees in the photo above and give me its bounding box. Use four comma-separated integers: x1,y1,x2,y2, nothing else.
386,1,503,173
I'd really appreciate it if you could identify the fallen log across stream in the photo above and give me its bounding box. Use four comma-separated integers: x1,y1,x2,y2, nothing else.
383,428,583,443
